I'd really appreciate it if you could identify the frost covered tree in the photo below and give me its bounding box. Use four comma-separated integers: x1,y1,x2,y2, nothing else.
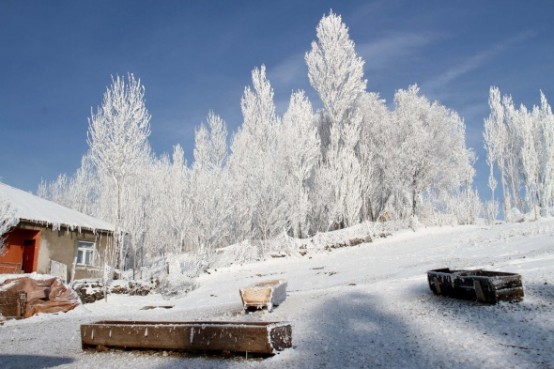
483,87,503,222
305,12,477,227
119,152,154,274
392,85,475,220
484,87,554,220
517,104,540,219
534,92,554,216
38,154,100,217
37,174,70,208
159,145,193,254
356,92,392,221
276,90,320,237
0,198,18,251
306,11,367,230
190,112,231,260
502,95,525,213
193,111,228,172
306,10,366,138
483,87,522,219
229,65,283,251
67,155,101,217
87,74,152,269
515,92,554,218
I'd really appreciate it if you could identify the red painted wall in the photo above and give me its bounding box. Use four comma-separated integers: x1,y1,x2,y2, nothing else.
0,228,41,273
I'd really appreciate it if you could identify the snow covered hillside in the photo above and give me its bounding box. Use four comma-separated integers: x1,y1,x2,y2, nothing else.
1,220,553,369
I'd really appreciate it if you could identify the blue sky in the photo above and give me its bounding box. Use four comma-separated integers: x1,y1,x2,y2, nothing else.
1,1,553,198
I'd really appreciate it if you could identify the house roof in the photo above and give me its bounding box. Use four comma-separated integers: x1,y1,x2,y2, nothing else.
0,182,114,233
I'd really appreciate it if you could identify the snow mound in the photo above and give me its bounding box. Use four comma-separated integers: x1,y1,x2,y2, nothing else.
211,220,392,269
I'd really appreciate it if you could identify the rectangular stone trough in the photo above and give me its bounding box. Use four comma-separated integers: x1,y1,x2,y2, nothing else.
81,320,292,355
427,268,524,303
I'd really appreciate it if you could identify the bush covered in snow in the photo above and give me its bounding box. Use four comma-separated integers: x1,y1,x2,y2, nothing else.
71,278,156,303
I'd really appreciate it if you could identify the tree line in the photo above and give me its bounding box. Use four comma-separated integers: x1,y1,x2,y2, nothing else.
36,12,501,272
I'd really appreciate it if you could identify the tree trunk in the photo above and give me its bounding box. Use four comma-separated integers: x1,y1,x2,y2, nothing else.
117,186,122,269
411,173,418,217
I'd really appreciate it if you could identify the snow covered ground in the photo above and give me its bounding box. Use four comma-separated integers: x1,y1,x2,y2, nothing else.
1,220,553,369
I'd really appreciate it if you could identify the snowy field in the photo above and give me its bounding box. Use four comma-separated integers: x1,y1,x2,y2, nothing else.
1,220,553,369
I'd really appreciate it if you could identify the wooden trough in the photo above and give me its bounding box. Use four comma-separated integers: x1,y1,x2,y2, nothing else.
427,268,524,303
239,279,287,312
81,320,292,355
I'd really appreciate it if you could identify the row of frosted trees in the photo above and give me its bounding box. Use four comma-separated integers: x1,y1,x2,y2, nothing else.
38,12,476,271
484,87,554,221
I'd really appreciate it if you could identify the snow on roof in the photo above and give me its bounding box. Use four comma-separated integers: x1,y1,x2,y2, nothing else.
0,182,114,233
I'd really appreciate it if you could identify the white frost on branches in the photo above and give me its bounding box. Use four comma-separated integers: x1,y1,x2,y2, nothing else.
229,65,283,253
306,11,366,128
87,73,152,269
484,87,554,221
0,198,18,252
392,85,475,219
277,90,321,237
306,11,367,230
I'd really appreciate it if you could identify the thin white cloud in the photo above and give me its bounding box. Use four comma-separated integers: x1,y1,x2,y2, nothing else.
267,52,322,115
268,51,307,88
424,30,536,93
268,32,438,95
357,32,439,71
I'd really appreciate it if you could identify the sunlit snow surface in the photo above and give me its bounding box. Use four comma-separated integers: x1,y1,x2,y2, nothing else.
1,220,553,369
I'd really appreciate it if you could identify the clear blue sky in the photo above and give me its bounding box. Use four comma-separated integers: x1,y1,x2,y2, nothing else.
1,1,553,198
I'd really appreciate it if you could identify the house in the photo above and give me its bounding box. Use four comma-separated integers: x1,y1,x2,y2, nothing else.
0,182,114,281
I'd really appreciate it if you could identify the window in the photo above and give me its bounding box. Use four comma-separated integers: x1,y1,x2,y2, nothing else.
76,241,95,266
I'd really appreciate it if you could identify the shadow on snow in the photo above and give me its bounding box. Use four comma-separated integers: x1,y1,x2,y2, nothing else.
406,280,554,369
151,280,553,369
0,355,74,369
